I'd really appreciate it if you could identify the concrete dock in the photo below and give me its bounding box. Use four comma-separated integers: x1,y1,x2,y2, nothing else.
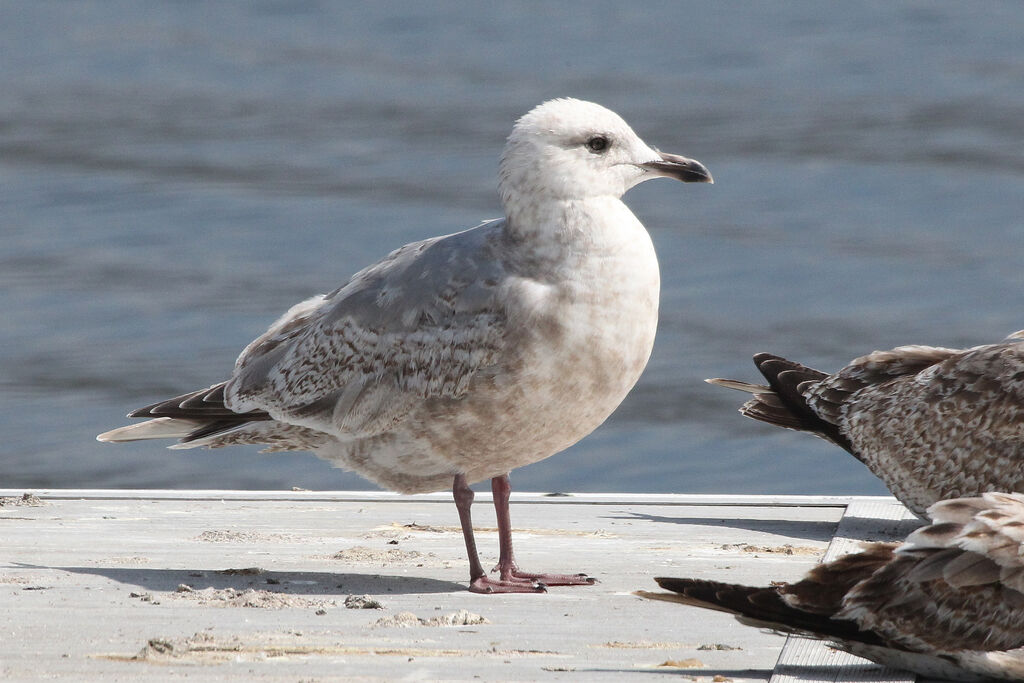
1,490,935,682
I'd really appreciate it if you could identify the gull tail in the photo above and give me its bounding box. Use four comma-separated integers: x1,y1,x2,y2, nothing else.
707,353,852,453
97,418,206,443
641,550,1022,682
705,378,769,393
637,576,883,646
97,382,272,447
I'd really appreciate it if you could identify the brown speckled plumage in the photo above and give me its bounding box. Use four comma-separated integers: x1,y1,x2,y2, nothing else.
640,492,1024,681
709,332,1024,516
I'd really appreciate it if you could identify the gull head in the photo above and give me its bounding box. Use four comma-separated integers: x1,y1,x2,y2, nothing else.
499,98,712,213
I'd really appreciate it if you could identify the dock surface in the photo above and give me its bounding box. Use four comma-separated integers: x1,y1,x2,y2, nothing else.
1,490,935,682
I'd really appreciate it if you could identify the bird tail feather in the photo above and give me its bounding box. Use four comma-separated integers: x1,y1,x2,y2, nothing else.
96,418,204,443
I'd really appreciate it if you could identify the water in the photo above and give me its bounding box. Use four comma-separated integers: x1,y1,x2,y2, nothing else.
2,2,1023,494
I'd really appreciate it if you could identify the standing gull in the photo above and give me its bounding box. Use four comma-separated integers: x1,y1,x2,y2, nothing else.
638,492,1024,681
707,331,1024,516
97,98,713,593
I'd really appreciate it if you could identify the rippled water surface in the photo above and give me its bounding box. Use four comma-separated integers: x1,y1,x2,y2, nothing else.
3,2,1023,493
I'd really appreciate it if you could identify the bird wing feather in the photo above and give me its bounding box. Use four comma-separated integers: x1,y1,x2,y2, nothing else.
841,493,1024,652
223,220,510,438
809,340,1024,442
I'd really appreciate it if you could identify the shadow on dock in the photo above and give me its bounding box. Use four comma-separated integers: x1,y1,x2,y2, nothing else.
606,511,839,542
17,563,465,595
581,667,774,679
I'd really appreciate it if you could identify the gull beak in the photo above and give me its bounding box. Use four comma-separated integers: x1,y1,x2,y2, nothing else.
640,152,713,184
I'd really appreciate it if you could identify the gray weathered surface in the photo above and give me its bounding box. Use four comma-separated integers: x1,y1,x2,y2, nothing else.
0,490,916,682
771,499,920,683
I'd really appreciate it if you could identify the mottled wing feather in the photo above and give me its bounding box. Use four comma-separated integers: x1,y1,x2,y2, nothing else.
645,494,1024,680
921,493,1024,569
779,541,896,614
920,343,1024,442
926,497,995,526
810,341,1024,441
223,221,509,439
802,340,1024,515
804,345,960,424
842,492,1024,653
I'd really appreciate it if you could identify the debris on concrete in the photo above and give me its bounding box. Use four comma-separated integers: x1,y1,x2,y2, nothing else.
373,609,488,628
344,594,384,609
0,493,44,507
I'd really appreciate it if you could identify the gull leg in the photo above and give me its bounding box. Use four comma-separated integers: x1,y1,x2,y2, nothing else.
491,473,596,587
453,474,543,594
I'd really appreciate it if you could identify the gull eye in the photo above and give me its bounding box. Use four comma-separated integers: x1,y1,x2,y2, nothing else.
586,135,609,153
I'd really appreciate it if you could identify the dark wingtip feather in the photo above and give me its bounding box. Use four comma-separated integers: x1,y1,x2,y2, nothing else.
651,576,885,647
739,395,809,430
178,383,226,410
127,382,269,421
749,353,854,453
123,382,273,444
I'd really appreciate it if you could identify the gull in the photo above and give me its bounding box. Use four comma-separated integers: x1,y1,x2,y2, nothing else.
707,331,1024,517
97,98,713,593
638,492,1024,681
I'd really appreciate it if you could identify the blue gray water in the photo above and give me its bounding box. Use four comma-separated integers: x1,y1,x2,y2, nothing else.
2,2,1023,494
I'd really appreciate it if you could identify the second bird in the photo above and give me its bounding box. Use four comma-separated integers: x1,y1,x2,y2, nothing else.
709,331,1024,516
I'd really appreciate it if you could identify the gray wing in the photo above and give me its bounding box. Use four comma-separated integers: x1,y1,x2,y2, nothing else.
223,219,510,438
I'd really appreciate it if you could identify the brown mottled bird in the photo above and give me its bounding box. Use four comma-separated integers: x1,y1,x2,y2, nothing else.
708,331,1024,516
639,492,1024,681
96,98,712,593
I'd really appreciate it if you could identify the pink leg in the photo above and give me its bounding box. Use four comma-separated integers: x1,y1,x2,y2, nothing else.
490,474,595,587
451,474,595,593
454,474,544,593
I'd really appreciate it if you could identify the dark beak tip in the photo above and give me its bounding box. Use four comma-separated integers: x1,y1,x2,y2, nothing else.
676,158,713,185
675,164,713,184
642,154,713,184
